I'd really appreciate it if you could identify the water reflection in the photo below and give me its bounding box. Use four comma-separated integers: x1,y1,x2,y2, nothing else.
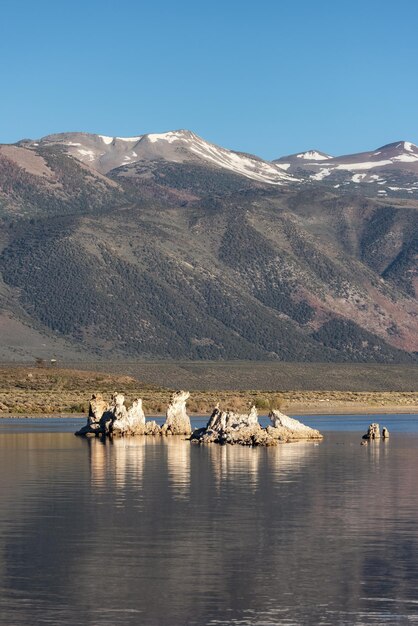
87,436,146,494
367,438,382,464
163,438,191,500
266,440,319,482
88,437,107,487
1,431,418,625
207,444,261,492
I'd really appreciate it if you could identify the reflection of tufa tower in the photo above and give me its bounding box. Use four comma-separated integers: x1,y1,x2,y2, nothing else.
207,444,261,491
88,438,107,487
164,438,191,500
113,438,145,489
87,437,145,490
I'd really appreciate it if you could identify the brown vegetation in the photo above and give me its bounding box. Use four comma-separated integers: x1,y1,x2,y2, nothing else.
0,366,417,417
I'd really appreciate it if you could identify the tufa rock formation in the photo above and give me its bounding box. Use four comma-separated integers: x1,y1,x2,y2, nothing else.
75,391,324,445
75,392,108,436
75,392,158,437
195,404,273,446
161,390,192,436
362,422,390,443
100,393,146,436
266,409,323,442
362,423,381,440
89,393,108,425
191,405,323,446
75,390,193,438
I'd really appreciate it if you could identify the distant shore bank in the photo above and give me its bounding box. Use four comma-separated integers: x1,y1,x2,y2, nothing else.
2,406,418,420
1,361,418,392
1,365,417,419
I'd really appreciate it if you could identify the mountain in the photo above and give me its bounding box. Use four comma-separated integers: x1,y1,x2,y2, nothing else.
0,130,417,363
22,130,296,184
275,141,418,198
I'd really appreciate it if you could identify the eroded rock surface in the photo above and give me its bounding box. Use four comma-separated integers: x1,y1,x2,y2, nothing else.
161,390,192,436
89,393,107,424
192,406,323,446
76,392,155,437
111,395,146,436
362,423,390,443
362,423,381,440
266,410,323,442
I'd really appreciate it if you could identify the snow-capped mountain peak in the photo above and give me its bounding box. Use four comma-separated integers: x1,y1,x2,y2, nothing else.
14,131,418,197
295,150,332,161
27,129,298,185
377,140,418,154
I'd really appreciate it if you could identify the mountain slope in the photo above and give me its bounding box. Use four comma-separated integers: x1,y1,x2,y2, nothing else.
24,130,296,185
0,129,417,362
0,142,125,218
275,141,418,198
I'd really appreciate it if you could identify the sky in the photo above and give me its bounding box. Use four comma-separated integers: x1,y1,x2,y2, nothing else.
1,0,418,159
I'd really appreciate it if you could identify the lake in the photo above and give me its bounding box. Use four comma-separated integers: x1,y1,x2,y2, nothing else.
0,415,418,625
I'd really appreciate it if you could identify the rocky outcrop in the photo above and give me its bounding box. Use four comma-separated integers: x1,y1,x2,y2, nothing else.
161,390,192,436
104,394,146,436
266,410,323,442
191,406,323,446
75,392,156,437
362,423,381,440
362,423,390,442
76,391,324,445
75,392,108,436
75,390,193,438
89,393,108,424
195,405,273,446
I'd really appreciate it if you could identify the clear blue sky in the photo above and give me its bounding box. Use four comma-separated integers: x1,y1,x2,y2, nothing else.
1,0,417,159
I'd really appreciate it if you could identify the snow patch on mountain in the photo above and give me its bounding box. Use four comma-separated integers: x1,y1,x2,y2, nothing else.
352,173,367,183
77,149,96,161
100,135,114,145
147,131,186,144
400,141,416,152
296,150,331,160
117,136,142,142
311,168,332,181
100,135,142,144
392,153,418,163
335,160,393,171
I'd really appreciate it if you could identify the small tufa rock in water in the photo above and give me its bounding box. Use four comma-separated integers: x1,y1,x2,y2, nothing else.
267,410,323,442
361,423,391,444
191,406,323,446
161,390,192,436
362,423,381,440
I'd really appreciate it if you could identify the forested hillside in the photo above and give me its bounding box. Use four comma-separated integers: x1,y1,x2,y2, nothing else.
0,132,417,362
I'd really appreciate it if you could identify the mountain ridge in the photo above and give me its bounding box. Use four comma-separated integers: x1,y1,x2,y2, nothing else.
0,128,417,363
13,129,418,199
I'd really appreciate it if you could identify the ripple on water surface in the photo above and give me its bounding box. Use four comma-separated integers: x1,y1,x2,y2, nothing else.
0,416,417,624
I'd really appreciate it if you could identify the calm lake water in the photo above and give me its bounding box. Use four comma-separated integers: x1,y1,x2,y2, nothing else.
1,415,418,625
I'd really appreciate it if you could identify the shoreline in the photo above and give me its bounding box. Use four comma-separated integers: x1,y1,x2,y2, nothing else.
2,406,418,419
1,366,417,419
